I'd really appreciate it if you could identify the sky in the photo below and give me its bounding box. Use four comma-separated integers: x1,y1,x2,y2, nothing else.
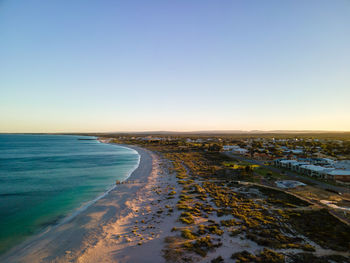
1,0,349,133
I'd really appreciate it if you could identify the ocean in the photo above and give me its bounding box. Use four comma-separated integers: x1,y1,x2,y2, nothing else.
0,134,139,254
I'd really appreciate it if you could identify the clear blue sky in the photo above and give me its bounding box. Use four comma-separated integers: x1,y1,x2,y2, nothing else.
1,0,349,132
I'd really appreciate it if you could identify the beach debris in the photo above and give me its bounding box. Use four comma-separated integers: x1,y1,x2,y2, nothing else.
116,180,137,185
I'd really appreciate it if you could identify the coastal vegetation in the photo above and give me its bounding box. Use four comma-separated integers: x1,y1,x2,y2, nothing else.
105,135,350,262
231,249,285,263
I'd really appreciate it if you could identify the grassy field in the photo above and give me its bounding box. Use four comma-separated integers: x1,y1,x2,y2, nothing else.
254,167,286,180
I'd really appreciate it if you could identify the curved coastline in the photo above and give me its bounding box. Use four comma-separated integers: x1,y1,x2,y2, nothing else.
57,143,141,226
0,143,153,263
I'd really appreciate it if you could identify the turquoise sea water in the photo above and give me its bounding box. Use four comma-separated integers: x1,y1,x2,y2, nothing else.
0,134,139,254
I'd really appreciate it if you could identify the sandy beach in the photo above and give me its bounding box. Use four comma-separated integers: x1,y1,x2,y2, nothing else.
3,140,348,263
1,144,176,263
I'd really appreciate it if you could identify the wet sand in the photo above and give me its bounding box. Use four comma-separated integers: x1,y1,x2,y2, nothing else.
0,145,160,263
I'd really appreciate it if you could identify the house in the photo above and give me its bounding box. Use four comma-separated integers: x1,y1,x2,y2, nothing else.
253,152,271,160
325,170,350,183
274,158,350,183
223,145,238,151
334,160,350,170
233,148,249,155
290,161,310,172
299,165,326,178
274,159,298,169
223,145,248,155
311,158,335,166
290,149,304,155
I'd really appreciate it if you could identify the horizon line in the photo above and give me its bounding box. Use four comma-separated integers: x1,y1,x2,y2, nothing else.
1,129,350,135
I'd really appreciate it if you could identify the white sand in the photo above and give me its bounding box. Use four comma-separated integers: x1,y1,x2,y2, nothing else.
3,144,348,262
1,145,178,263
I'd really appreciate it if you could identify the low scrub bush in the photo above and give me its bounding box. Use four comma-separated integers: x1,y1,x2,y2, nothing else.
179,212,195,225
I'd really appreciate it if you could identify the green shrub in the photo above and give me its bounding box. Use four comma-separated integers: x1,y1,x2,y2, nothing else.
179,212,195,225
220,219,236,227
211,256,224,263
231,249,284,263
302,244,315,252
184,235,222,257
206,224,224,236
181,229,196,239
230,229,242,236
259,248,285,263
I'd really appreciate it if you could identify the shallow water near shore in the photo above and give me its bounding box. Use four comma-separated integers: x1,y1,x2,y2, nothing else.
0,134,139,254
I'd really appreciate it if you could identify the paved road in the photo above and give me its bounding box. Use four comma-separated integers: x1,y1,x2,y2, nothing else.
224,152,350,194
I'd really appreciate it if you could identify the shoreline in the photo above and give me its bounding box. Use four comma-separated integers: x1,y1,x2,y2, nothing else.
0,143,154,263
57,142,142,226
